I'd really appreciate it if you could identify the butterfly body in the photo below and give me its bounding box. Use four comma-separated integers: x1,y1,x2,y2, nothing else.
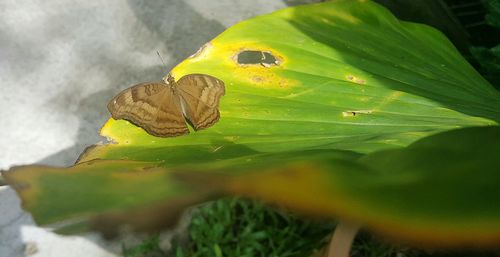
108,74,225,137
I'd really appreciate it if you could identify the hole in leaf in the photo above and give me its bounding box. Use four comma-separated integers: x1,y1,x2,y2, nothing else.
189,42,212,59
236,50,279,67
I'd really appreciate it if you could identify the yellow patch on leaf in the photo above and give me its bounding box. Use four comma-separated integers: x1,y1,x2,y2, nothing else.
172,40,297,89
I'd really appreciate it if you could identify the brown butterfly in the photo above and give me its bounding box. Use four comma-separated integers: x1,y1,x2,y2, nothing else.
107,73,225,137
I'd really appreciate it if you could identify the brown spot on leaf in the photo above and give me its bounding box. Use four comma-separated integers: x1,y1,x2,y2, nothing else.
342,110,372,117
252,76,264,83
346,75,366,84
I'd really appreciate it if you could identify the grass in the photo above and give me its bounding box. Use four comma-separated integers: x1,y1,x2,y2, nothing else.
122,198,500,257
175,198,334,257
123,197,333,257
122,235,165,257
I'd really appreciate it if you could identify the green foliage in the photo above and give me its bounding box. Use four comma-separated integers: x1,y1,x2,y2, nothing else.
485,0,500,27
351,233,419,257
470,0,500,88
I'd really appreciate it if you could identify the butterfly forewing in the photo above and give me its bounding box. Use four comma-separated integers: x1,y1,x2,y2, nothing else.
107,82,189,137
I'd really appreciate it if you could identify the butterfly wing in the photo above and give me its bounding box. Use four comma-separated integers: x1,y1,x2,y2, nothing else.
175,74,225,130
107,82,189,137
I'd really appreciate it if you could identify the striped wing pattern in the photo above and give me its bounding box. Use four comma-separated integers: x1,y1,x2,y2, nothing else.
175,74,226,130
107,82,189,137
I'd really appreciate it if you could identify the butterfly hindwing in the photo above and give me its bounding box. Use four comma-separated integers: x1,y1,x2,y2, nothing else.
177,91,221,130
176,74,225,108
175,74,225,130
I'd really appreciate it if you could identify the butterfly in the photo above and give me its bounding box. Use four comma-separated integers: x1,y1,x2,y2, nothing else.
107,73,225,137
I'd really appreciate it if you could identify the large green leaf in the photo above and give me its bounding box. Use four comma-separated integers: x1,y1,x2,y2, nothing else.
80,0,499,163
4,149,361,236
3,0,500,247
179,126,500,247
3,160,207,236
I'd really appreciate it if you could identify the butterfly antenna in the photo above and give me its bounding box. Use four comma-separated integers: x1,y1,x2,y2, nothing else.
156,51,168,70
